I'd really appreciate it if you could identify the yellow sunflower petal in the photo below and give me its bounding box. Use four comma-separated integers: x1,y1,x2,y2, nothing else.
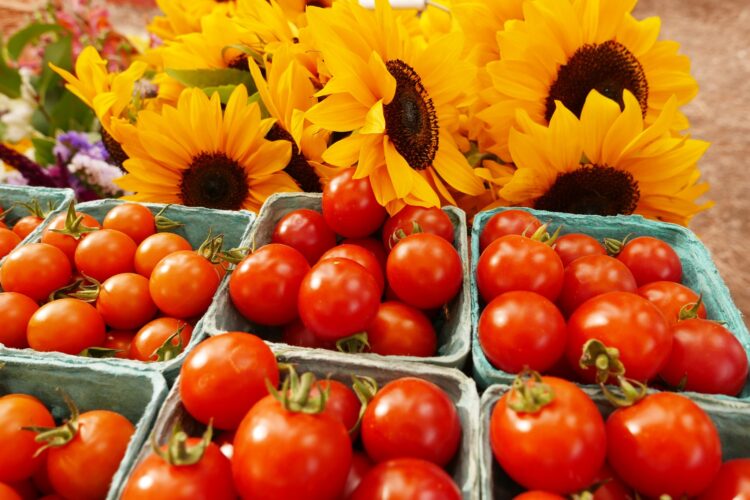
383,138,414,199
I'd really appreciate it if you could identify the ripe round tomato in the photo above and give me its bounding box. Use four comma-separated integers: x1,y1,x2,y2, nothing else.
0,483,22,500
134,232,192,278
102,203,155,244
230,244,309,325
382,206,454,250
1,243,72,302
342,452,373,498
12,215,43,240
232,394,352,499
513,493,566,500
130,317,193,362
606,392,721,497
319,244,385,293
41,211,100,262
589,463,632,500
322,167,387,238
697,459,750,500
150,251,220,318
281,320,335,349
477,235,564,303
554,233,606,267
298,258,380,341
491,376,606,493
0,228,20,258
27,299,105,354
0,394,54,482
180,332,279,430
659,318,748,395
479,291,566,373
362,378,460,466
366,301,437,357
566,292,671,383
0,292,38,349
559,255,637,316
313,379,360,434
271,209,337,265
102,330,135,359
46,410,135,500
342,237,388,271
616,236,682,286
74,229,137,282
636,281,706,326
97,273,157,330
351,458,460,500
386,233,462,309
479,210,542,252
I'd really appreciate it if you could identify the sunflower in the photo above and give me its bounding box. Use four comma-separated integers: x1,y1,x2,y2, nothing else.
148,0,237,41
115,85,298,212
450,0,524,65
498,89,710,225
304,0,484,214
477,0,698,162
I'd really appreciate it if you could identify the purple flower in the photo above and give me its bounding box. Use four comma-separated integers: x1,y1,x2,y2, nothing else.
54,131,93,164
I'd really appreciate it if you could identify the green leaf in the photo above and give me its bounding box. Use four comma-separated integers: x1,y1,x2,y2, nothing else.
32,136,56,166
201,85,237,104
0,39,21,99
166,68,257,92
7,23,64,61
50,90,95,132
38,35,72,102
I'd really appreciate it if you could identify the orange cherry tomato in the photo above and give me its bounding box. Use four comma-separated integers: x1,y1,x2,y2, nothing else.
0,394,55,482
129,317,193,362
134,233,192,278
27,299,106,354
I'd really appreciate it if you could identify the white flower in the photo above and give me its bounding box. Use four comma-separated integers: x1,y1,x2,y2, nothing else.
68,152,128,196
0,68,37,144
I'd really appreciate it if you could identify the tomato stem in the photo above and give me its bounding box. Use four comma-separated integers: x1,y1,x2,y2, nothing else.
152,420,213,466
267,365,329,414
528,223,561,246
154,205,184,231
24,390,80,456
18,198,50,219
152,325,186,362
349,375,378,436
49,274,101,303
388,221,423,249
602,234,633,256
335,332,370,354
579,339,626,384
49,202,99,240
507,369,555,414
678,295,704,321
79,347,122,358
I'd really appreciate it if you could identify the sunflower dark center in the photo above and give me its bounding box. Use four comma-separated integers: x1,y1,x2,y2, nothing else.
180,152,248,210
383,59,439,171
227,54,249,71
535,164,640,216
266,124,321,192
545,41,648,121
101,126,128,170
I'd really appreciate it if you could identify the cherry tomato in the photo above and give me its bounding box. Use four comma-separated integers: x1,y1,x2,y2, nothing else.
589,463,633,500
554,233,606,267
313,379,360,435
281,320,335,349
27,299,105,354
477,235,564,303
387,233,462,309
566,292,671,383
382,206,454,250
130,317,193,362
102,203,156,244
149,250,220,318
606,392,721,497
1,243,72,302
366,301,437,357
180,332,279,430
298,258,380,341
272,209,337,265
342,237,388,271
0,292,38,349
491,376,606,493
134,232,192,278
559,255,637,316
12,215,43,240
351,458,461,500
102,330,135,359
343,452,373,498
616,236,682,286
41,211,100,262
697,459,750,500
0,394,54,482
319,244,385,293
0,228,20,258
362,378,460,467
5,479,35,500
479,291,566,373
513,493,566,500
479,210,542,252
74,229,137,282
636,281,706,326
322,167,387,238
97,273,157,330
0,483,22,500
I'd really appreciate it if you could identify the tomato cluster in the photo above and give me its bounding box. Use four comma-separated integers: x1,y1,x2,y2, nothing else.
229,168,462,357
121,332,464,499
0,200,50,260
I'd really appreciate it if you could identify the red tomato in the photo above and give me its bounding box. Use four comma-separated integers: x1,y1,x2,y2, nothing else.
342,237,388,271
97,273,157,330
559,255,637,316
554,233,606,267
479,210,542,252
0,394,54,482
1,243,72,302
102,330,135,359
149,250,220,318
606,393,721,497
46,410,135,500
659,319,748,395
616,236,682,286
342,452,374,498
351,458,460,500
232,394,352,499
102,203,156,244
589,463,633,500
27,299,105,354
386,233,462,309
491,376,606,493
362,378,460,467
697,459,750,500
313,379,360,435
0,483,22,500
130,317,193,362
479,291,566,373
74,229,137,282
513,493,566,500
566,292,671,383
0,292,38,349
477,235,564,303
382,206,454,250
12,215,43,240
319,244,385,293
134,232,192,278
298,258,380,341
281,320,335,349
366,301,437,357
271,209,337,265
41,212,100,262
0,228,20,259
5,479,35,500
637,281,706,326
180,332,279,430
322,168,387,238
230,244,310,326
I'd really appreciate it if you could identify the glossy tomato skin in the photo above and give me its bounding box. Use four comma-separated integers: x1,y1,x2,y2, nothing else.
341,237,388,271
281,320,335,349
102,203,155,244
0,228,20,258
513,493,566,500
616,237,682,286
74,229,137,282
351,458,461,500
386,233,462,309
232,395,352,500
479,210,542,253
298,258,380,341
362,378,460,467
477,236,564,303
636,281,706,326
271,209,337,265
230,244,310,326
554,233,606,267
149,251,220,318
11,216,42,240
566,292,671,383
382,206,454,250
659,319,748,395
322,168,387,238
342,452,373,498
0,292,38,348
27,299,105,354
559,255,637,316
0,395,54,482
41,212,100,262
697,459,750,500
479,291,566,373
606,393,721,497
121,439,236,500
491,377,606,493
319,244,385,294
97,273,157,330
313,379,360,435
134,233,192,278
47,410,135,500
366,301,437,357
130,318,193,361
0,483,22,500
1,243,72,302
102,330,135,359
180,332,279,430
